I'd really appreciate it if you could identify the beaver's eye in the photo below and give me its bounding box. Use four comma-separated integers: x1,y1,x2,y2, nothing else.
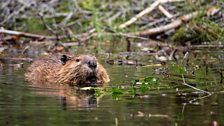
75,59,80,62
60,54,68,65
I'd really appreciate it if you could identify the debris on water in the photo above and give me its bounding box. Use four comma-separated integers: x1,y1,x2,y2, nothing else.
136,111,145,117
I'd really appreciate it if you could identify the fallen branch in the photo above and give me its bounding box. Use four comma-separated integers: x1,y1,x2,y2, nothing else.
118,0,184,29
130,11,198,36
0,27,94,42
0,27,49,40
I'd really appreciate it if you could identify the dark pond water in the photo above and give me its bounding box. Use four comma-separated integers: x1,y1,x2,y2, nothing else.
0,49,224,126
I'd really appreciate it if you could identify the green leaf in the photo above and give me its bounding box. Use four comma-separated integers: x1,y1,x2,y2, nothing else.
140,82,149,93
94,89,101,97
144,76,158,84
112,87,123,99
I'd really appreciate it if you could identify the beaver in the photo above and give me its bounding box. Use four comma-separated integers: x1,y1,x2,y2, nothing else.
25,54,110,86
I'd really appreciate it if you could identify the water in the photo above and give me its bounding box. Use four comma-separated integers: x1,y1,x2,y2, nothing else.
0,49,224,126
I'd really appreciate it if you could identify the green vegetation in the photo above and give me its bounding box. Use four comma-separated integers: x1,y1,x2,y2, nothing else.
172,19,224,44
20,18,45,34
94,56,222,100
3,0,222,45
111,87,124,99
94,88,101,97
94,76,160,100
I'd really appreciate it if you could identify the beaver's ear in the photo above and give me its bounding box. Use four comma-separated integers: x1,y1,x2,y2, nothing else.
60,54,68,65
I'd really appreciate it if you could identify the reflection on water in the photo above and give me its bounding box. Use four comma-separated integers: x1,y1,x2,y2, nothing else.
0,50,224,126
29,83,98,109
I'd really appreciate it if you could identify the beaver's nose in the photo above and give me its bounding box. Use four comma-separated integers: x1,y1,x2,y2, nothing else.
88,60,97,69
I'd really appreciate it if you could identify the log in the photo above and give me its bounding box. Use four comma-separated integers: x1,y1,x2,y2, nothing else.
130,12,198,36
0,28,49,40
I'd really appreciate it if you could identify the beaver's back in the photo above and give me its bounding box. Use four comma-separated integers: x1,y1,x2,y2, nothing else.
25,57,62,84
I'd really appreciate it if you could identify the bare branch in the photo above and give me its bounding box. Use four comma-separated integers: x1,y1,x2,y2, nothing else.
0,27,48,40
130,11,198,36
158,5,173,18
118,0,184,29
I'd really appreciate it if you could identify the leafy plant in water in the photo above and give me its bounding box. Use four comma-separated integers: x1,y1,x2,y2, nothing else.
140,82,149,93
144,76,158,84
94,88,101,97
112,87,123,99
108,76,159,99
136,76,158,93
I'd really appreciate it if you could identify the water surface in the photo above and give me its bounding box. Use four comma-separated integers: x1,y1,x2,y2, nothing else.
0,49,224,126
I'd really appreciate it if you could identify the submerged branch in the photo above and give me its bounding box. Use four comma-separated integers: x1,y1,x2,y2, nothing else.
181,74,212,104
181,74,211,95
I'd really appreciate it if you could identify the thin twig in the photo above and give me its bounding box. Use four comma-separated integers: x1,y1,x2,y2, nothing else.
181,74,212,106
181,74,211,95
118,0,160,29
158,5,173,18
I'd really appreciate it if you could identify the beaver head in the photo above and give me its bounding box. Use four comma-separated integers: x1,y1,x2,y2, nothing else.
56,55,103,85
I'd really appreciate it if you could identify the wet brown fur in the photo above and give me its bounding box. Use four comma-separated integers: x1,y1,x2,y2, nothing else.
25,54,110,86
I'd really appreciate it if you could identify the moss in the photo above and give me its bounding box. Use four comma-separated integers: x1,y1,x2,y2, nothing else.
171,19,224,44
